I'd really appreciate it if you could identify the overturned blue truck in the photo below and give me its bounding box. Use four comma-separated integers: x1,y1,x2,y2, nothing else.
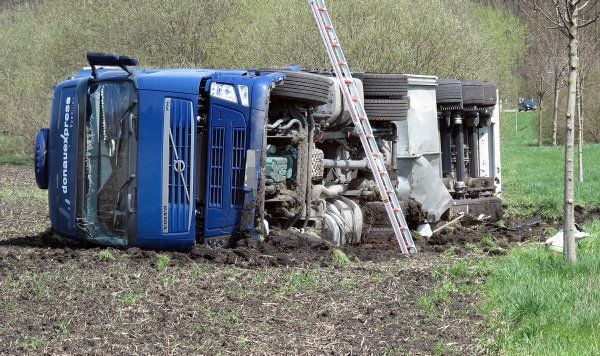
34,53,502,250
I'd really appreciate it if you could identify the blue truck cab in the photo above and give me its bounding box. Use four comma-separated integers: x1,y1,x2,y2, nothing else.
35,53,284,249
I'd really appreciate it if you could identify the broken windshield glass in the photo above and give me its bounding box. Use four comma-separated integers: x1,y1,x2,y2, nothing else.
84,80,137,245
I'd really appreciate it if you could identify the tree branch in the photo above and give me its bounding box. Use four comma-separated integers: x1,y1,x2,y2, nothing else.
578,12,600,28
520,1,570,35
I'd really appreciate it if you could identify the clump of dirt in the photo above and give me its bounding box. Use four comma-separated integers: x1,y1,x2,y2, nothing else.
355,209,572,257
189,230,335,267
362,200,425,229
575,205,600,224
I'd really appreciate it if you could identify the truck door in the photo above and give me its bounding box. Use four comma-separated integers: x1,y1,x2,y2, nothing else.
204,76,252,237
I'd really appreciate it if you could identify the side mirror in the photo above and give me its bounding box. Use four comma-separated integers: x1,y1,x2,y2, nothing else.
118,55,138,67
87,52,120,66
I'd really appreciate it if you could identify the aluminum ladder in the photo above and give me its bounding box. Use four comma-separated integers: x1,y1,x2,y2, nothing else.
308,0,416,254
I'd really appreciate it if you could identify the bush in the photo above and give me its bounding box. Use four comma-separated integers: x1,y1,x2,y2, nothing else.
0,0,526,155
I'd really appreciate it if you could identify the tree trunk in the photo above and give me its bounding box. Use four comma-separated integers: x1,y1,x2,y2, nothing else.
538,99,543,146
515,98,518,133
552,80,560,147
563,3,578,264
577,75,584,183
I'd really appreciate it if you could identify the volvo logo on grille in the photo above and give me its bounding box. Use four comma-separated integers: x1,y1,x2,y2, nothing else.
173,159,186,173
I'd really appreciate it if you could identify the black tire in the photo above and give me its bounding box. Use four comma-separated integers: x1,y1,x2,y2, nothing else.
364,98,409,121
482,82,497,106
362,73,408,98
461,80,485,106
436,78,463,105
263,70,333,105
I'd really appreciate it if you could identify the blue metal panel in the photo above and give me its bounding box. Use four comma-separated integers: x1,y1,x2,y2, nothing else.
201,72,283,236
204,105,247,236
135,89,197,249
47,80,81,238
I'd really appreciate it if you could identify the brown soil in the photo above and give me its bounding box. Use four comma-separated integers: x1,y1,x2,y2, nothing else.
1,163,597,354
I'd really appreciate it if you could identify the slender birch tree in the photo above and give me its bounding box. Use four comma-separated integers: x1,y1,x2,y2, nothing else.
522,0,599,263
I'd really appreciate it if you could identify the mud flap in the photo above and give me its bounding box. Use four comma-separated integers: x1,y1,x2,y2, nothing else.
409,156,454,222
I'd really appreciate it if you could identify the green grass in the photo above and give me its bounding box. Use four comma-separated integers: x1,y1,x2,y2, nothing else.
500,111,600,219
0,136,33,164
275,270,317,299
118,289,142,306
482,219,600,355
0,186,46,201
96,250,116,261
331,248,352,265
479,111,600,354
155,254,171,271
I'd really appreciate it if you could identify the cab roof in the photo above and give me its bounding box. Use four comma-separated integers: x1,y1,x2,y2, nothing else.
71,67,249,94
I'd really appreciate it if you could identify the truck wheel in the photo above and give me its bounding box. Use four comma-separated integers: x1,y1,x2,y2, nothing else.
263,70,333,106
461,80,486,106
364,98,409,121
436,78,463,105
482,82,497,106
361,73,408,98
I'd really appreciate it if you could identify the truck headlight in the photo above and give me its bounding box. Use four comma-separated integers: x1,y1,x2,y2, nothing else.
210,83,237,104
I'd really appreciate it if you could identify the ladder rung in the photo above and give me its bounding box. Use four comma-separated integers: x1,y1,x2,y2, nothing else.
373,152,381,157
331,42,339,47
318,6,326,11
325,24,333,29
386,189,394,193
343,78,352,83
352,97,359,102
339,60,347,65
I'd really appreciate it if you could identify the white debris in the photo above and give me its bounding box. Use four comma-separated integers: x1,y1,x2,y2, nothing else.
417,223,433,238
545,224,591,253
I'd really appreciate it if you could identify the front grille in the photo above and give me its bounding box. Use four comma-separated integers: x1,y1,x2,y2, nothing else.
208,127,225,208
162,98,194,233
231,128,246,207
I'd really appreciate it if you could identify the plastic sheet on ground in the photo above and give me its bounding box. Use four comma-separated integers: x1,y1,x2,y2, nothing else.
545,224,591,253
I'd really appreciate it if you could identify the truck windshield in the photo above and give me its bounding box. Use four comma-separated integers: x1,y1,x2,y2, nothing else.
83,80,137,245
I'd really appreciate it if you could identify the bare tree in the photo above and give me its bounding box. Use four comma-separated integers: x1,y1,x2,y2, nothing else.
522,0,600,263
521,40,552,146
550,52,568,147
575,24,600,181
519,9,567,147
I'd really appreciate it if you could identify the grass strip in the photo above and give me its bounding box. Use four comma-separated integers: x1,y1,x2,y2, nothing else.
482,219,600,355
